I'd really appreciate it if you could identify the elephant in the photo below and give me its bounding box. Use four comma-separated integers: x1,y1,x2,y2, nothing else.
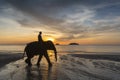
23,40,57,66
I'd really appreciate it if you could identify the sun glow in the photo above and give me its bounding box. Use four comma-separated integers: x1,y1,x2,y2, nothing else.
47,50,53,56
46,38,55,42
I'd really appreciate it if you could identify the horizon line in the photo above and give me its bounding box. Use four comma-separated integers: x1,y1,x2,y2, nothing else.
0,43,120,46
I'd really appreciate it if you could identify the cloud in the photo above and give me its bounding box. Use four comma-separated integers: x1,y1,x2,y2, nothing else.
6,0,120,25
1,0,120,41
6,0,64,26
92,17,120,32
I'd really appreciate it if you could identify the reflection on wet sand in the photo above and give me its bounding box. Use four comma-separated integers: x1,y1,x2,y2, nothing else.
0,52,58,80
25,56,58,80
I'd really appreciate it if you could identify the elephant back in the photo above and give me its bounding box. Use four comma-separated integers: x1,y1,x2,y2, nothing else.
25,41,42,54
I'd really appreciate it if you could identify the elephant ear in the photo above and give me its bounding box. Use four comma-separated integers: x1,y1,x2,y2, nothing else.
44,41,53,49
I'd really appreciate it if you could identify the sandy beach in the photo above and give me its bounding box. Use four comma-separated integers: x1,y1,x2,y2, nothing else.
0,51,120,80
0,52,22,68
0,52,59,80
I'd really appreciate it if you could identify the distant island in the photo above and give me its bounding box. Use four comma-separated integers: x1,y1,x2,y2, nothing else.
56,43,60,45
69,43,79,45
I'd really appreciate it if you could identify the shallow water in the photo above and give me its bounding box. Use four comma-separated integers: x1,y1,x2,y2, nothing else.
0,45,120,54
59,54,120,80
0,56,59,80
1,53,120,80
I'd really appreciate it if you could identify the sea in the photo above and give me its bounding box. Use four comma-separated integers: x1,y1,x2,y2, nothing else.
0,45,120,54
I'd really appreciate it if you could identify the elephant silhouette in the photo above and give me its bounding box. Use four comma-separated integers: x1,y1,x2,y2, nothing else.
23,40,57,67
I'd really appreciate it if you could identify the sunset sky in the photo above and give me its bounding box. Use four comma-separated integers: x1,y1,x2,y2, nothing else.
0,0,120,45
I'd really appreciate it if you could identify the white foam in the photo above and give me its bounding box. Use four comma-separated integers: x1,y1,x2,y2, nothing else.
59,54,120,80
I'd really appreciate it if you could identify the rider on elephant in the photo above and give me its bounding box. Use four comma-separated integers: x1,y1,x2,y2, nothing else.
23,31,57,67
38,31,43,43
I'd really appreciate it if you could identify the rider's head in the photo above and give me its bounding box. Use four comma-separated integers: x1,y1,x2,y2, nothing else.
39,31,42,35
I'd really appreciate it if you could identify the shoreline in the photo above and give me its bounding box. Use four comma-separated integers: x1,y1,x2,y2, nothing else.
0,53,22,68
1,52,120,68
68,54,120,62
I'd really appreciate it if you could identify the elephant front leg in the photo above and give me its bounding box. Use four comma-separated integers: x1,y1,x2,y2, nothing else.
44,52,52,67
37,54,43,66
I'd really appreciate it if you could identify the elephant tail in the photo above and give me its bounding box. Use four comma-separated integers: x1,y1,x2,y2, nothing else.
22,47,26,59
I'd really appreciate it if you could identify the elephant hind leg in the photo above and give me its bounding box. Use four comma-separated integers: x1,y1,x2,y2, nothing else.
25,58,29,63
25,52,34,66
25,58,32,66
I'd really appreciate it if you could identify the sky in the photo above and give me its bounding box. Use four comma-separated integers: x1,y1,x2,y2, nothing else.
0,0,120,45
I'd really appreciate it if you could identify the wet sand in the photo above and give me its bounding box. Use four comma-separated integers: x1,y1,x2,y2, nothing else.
1,53,120,80
69,54,120,62
0,52,60,80
0,53,22,68
59,54,120,80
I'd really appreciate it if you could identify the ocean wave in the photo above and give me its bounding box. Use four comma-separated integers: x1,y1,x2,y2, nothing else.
59,54,120,80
